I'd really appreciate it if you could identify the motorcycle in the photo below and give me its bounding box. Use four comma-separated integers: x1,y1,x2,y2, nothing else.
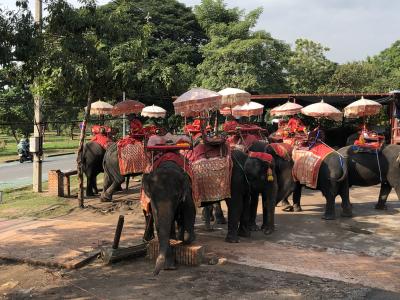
17,139,33,163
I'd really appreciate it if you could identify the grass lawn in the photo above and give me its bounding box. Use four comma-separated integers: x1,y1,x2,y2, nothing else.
0,132,84,163
0,174,103,219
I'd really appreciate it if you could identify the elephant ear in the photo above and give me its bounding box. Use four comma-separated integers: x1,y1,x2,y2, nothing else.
142,173,154,198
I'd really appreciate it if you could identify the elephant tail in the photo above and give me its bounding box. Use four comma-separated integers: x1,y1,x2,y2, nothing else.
336,155,347,182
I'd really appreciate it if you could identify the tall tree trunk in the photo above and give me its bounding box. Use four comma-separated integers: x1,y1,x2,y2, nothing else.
70,125,74,140
11,128,18,144
77,87,92,208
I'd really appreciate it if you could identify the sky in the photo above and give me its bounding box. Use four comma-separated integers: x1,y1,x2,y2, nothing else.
2,0,399,63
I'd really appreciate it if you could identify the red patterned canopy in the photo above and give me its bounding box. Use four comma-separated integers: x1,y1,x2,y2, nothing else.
173,88,221,117
270,102,303,116
112,99,145,116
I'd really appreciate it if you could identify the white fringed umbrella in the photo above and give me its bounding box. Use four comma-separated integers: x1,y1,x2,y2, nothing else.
173,88,221,117
232,101,264,117
141,105,167,118
218,88,251,108
301,100,343,122
344,97,382,118
85,100,113,115
270,101,303,116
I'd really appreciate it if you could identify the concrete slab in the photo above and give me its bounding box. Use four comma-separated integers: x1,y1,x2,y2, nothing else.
0,218,143,269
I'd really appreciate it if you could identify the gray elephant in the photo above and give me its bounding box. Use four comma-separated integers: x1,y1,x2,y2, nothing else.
225,150,278,242
338,144,400,209
291,149,352,220
101,143,142,202
248,141,296,228
142,160,196,275
82,141,106,196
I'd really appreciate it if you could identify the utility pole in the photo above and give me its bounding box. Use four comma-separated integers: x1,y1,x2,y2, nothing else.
33,0,43,193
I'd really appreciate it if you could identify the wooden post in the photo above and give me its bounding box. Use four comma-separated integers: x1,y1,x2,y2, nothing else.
77,87,92,208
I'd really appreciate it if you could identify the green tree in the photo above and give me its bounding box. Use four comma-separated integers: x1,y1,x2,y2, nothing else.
194,0,290,93
287,38,337,93
320,61,380,93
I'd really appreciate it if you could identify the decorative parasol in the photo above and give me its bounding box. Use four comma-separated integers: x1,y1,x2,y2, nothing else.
218,88,251,108
112,99,145,116
141,105,167,118
344,97,382,118
232,101,264,117
270,101,303,116
85,100,113,115
173,88,221,117
301,100,343,122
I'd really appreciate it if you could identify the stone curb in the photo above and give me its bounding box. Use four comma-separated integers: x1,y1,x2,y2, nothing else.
2,152,75,163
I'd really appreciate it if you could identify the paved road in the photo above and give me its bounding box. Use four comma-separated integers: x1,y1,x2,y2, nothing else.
0,154,76,190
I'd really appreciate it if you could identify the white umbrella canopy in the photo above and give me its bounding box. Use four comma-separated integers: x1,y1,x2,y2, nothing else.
270,101,303,116
218,87,251,108
232,101,264,117
141,105,167,118
301,100,343,122
85,100,113,115
344,97,382,118
173,88,221,117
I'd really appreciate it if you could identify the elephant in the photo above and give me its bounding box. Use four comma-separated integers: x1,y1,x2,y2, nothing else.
225,150,278,242
338,144,400,209
248,141,296,227
101,143,141,202
291,150,352,220
82,141,106,196
142,160,196,275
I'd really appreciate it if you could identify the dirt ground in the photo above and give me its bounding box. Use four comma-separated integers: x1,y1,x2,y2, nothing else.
1,183,400,299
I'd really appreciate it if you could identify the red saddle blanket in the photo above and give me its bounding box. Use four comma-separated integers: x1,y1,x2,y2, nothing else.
248,151,273,164
140,152,192,214
292,143,333,189
185,143,232,206
268,143,293,160
117,136,147,175
91,134,112,150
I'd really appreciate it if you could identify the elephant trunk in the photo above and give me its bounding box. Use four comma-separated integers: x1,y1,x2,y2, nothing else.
153,201,175,276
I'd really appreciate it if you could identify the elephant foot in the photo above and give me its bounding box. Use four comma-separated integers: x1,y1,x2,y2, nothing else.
280,198,291,207
282,205,294,212
164,259,177,271
341,208,353,218
86,192,95,197
322,213,336,220
216,217,227,224
183,231,196,244
225,235,240,243
249,223,260,231
204,223,213,231
115,185,123,192
100,193,112,202
263,227,274,235
375,203,387,210
238,227,250,238
293,204,302,212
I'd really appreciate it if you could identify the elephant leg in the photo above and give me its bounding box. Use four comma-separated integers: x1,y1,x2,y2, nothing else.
170,221,177,240
375,182,392,210
339,181,352,217
101,181,121,202
125,175,130,190
153,203,176,275
93,176,99,194
86,175,94,197
249,191,260,231
238,193,251,238
292,182,303,212
143,210,155,242
322,189,336,220
261,190,276,235
203,205,213,231
225,195,243,243
181,196,196,244
214,202,226,224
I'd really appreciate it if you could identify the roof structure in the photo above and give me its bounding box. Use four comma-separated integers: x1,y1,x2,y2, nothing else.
250,93,391,108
